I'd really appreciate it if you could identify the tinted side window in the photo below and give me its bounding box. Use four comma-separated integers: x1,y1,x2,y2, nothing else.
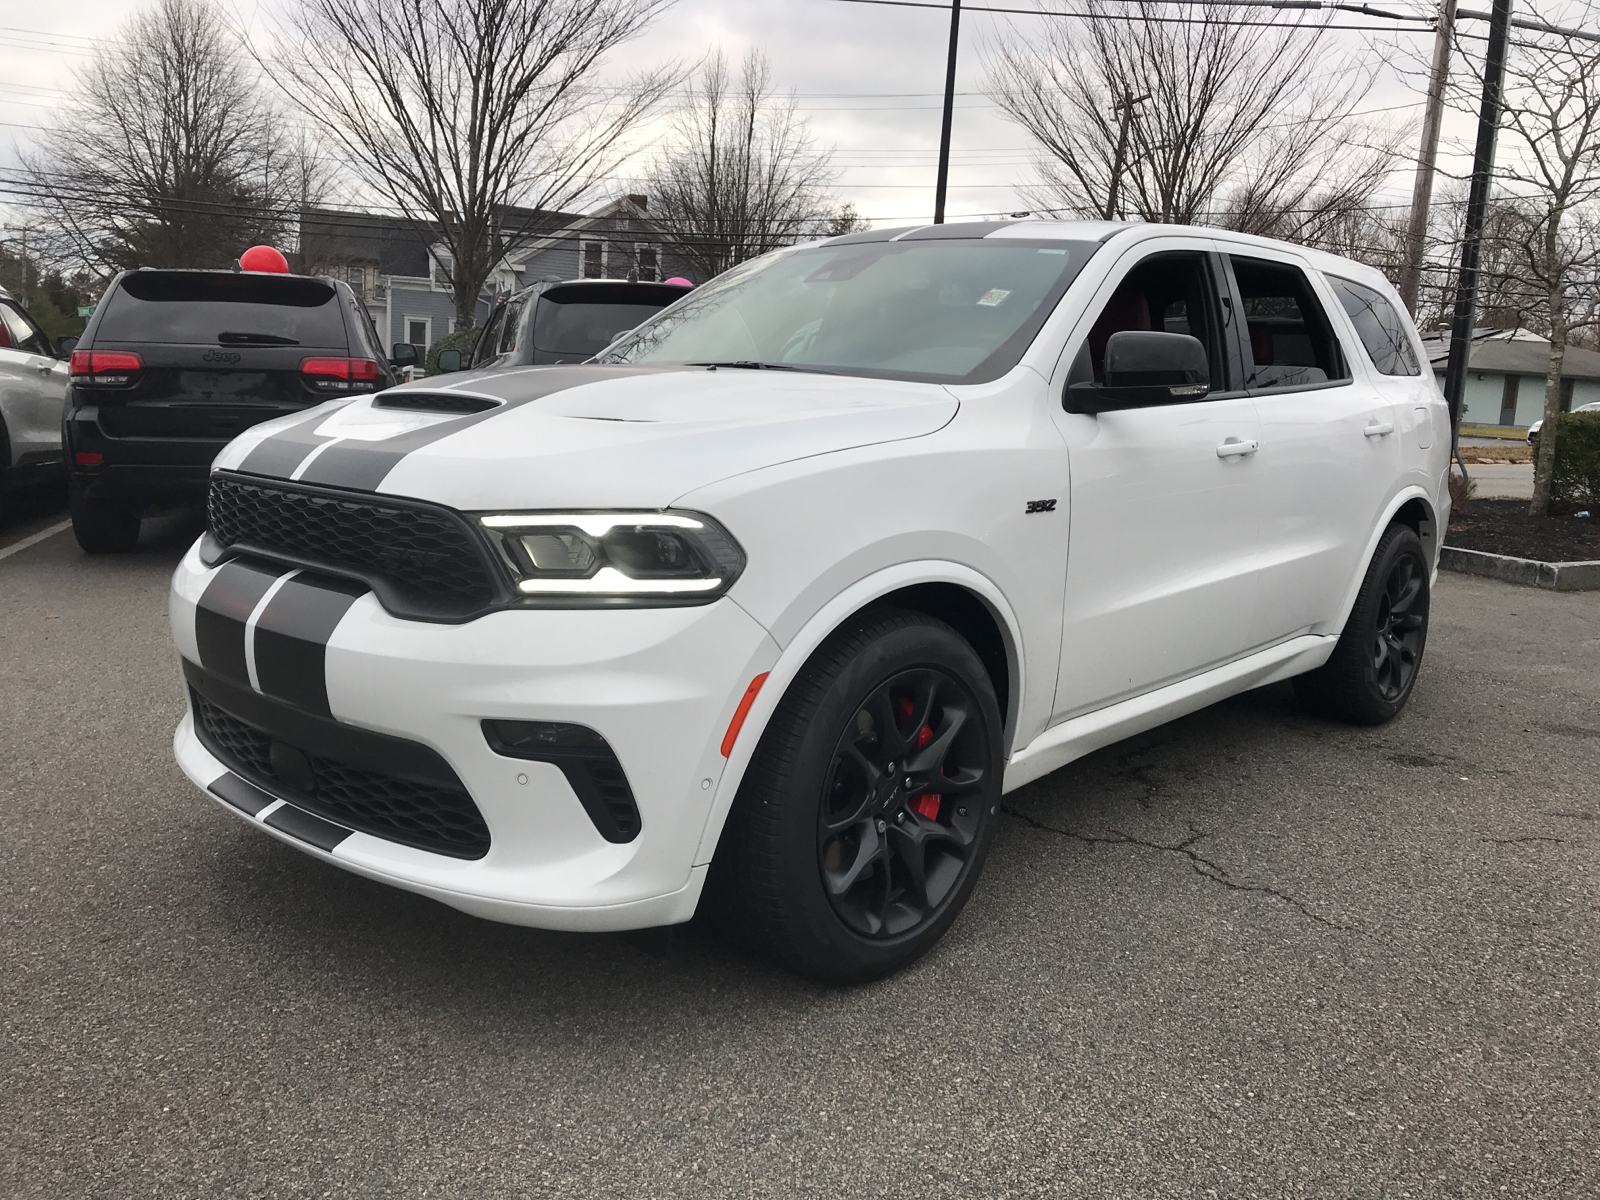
353,298,383,359
0,301,51,355
1072,252,1225,392
498,299,527,355
1328,276,1420,376
474,303,507,366
1229,256,1348,390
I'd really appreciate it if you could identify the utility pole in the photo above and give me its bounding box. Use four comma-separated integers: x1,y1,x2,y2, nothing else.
1399,0,1456,317
1441,0,1515,442
933,0,961,224
1103,90,1149,221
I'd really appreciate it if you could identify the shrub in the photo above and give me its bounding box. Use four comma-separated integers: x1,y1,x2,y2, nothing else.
1550,411,1600,508
424,326,481,375
1448,466,1477,513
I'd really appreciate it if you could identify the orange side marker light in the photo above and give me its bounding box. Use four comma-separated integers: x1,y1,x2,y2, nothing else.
720,673,769,758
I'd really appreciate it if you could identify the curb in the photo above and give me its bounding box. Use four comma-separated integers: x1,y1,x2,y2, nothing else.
1440,545,1600,591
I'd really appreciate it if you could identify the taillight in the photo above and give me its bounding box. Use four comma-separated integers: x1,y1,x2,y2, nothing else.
301,357,380,390
69,350,143,385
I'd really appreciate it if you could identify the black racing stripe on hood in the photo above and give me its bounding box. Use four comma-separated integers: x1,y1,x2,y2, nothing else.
285,365,681,492
235,406,341,479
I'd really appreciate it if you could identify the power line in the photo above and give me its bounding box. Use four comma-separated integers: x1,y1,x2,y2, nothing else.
822,0,1436,30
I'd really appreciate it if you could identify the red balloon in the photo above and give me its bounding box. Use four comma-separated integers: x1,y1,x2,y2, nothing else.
239,245,289,274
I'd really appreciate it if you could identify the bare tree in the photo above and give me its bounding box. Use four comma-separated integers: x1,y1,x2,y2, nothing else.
20,0,301,276
644,50,856,283
1449,5,1600,514
983,1,1399,235
269,0,677,331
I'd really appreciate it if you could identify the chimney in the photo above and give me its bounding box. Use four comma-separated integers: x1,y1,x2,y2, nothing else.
627,194,648,211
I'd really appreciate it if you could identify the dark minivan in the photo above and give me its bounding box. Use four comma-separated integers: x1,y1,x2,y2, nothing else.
450,279,691,373
65,269,415,552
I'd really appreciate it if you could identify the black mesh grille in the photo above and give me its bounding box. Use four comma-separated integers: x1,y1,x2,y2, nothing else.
208,473,497,616
192,689,491,859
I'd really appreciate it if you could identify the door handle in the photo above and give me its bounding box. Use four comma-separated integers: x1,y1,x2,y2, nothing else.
1364,421,1395,437
1216,438,1259,458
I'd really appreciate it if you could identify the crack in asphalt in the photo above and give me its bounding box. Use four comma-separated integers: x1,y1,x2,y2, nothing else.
1480,835,1565,845
1104,748,1164,811
1001,804,1351,931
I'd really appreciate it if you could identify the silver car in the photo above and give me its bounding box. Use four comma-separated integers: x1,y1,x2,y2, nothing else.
0,287,71,501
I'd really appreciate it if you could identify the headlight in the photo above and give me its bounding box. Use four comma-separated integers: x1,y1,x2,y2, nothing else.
478,510,745,605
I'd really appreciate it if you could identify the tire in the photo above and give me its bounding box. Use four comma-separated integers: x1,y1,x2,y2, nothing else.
70,484,141,554
1293,523,1430,725
708,608,1004,983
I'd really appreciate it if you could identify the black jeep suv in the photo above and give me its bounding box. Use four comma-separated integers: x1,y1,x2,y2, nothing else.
65,269,414,552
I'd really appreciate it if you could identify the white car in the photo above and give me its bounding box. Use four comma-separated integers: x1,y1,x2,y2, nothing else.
1528,400,1600,442
169,221,1449,982
0,286,70,503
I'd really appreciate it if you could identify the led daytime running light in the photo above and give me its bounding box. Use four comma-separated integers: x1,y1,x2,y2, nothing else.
481,512,705,536
517,567,722,595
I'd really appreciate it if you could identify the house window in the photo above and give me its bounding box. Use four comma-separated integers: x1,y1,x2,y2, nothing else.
582,240,605,279
637,245,658,282
406,317,431,351
1561,377,1575,412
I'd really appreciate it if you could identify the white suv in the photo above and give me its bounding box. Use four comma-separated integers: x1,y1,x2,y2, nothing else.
168,221,1448,982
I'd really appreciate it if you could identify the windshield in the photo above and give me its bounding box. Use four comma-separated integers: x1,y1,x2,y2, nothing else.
597,237,1099,384
534,298,668,357
96,272,347,347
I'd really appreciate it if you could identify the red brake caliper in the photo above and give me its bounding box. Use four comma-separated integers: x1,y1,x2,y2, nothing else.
897,698,942,821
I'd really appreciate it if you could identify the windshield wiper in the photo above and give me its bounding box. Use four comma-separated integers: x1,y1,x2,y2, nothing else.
687,360,841,375
218,331,299,345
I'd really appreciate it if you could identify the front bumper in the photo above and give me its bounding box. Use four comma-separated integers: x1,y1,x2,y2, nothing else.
170,539,779,930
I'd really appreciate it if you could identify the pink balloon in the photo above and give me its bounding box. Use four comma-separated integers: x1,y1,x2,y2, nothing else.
664,276,693,287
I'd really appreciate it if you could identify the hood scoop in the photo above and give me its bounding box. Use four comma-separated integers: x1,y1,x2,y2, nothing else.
374,391,502,414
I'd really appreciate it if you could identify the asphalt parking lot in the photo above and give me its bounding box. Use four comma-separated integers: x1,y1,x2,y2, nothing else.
3,494,1597,1199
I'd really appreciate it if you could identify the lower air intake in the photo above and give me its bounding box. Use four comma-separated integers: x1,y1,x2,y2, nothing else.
191,686,491,860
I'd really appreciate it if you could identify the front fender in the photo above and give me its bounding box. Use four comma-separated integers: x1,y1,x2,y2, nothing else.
692,560,1024,865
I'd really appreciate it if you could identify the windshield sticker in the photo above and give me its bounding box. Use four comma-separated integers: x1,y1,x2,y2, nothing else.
977,289,1012,307
1037,248,1068,255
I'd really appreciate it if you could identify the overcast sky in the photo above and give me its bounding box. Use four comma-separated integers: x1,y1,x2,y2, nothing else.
0,0,1488,232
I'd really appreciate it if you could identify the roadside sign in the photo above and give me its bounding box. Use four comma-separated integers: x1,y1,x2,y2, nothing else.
77,305,95,317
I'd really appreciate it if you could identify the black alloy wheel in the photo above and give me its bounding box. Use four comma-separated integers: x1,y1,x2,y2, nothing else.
1370,551,1426,702
707,609,1003,983
1293,522,1430,725
819,669,988,939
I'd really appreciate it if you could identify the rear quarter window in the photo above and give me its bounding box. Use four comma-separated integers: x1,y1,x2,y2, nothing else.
1328,276,1421,376
95,273,349,348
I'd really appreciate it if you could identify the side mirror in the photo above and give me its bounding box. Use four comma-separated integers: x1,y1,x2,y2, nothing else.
56,335,79,357
435,349,462,373
390,342,418,368
1066,331,1210,414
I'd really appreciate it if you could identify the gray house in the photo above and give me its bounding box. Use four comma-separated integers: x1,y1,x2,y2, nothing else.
298,197,689,356
1422,329,1600,429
